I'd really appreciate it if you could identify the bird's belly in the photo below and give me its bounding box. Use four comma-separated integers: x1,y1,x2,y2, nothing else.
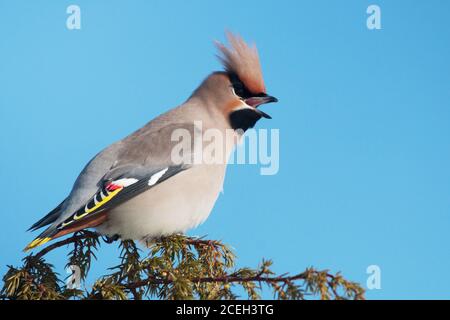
96,164,226,240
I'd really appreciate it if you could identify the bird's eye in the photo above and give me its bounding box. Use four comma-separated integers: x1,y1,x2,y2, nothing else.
230,87,241,99
229,72,252,99
233,83,245,97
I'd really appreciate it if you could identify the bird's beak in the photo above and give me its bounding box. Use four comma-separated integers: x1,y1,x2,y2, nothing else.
245,95,278,119
245,95,278,108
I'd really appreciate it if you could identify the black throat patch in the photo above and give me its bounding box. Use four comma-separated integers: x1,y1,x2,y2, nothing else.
229,108,262,132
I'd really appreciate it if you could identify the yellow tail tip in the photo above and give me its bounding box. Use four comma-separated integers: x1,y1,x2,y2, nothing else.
23,237,52,252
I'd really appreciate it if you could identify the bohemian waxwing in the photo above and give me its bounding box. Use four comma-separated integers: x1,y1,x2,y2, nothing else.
25,32,278,251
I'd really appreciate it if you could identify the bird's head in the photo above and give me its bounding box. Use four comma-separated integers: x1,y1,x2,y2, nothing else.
192,32,278,132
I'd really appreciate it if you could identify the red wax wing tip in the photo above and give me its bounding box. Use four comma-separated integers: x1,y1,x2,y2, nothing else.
106,183,122,192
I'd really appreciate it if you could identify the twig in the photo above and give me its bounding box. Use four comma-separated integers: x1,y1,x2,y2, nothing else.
124,271,335,290
33,231,99,260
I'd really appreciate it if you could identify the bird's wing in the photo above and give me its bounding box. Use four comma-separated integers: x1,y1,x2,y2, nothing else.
62,164,188,224
24,165,189,251
25,122,200,251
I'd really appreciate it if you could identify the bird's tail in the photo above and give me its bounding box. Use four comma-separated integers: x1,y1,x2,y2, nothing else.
23,228,58,252
24,211,109,252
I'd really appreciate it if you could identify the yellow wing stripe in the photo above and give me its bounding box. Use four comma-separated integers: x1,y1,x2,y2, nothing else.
73,188,122,221
24,187,123,252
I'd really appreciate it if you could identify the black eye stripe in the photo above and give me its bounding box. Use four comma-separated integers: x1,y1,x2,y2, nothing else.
228,72,253,99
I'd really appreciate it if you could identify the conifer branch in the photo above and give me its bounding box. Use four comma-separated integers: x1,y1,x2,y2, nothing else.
2,231,365,300
33,231,99,260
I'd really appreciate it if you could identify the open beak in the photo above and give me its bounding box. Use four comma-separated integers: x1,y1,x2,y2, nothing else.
245,95,278,119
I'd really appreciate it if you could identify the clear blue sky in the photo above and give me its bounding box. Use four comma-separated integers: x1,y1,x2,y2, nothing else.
1,0,449,299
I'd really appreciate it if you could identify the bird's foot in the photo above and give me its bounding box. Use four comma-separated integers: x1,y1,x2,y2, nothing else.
102,234,120,243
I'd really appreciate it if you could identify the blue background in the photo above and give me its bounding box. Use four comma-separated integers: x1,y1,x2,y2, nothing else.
1,0,449,299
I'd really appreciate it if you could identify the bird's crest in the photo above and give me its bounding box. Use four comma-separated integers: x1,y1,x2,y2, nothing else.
215,32,266,94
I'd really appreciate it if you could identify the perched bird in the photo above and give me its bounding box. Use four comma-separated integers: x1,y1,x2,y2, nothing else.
25,32,278,251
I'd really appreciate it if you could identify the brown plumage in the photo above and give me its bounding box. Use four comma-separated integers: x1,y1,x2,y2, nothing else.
215,32,266,94
52,211,108,239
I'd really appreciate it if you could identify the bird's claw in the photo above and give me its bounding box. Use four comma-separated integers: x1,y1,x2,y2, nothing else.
102,234,120,243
